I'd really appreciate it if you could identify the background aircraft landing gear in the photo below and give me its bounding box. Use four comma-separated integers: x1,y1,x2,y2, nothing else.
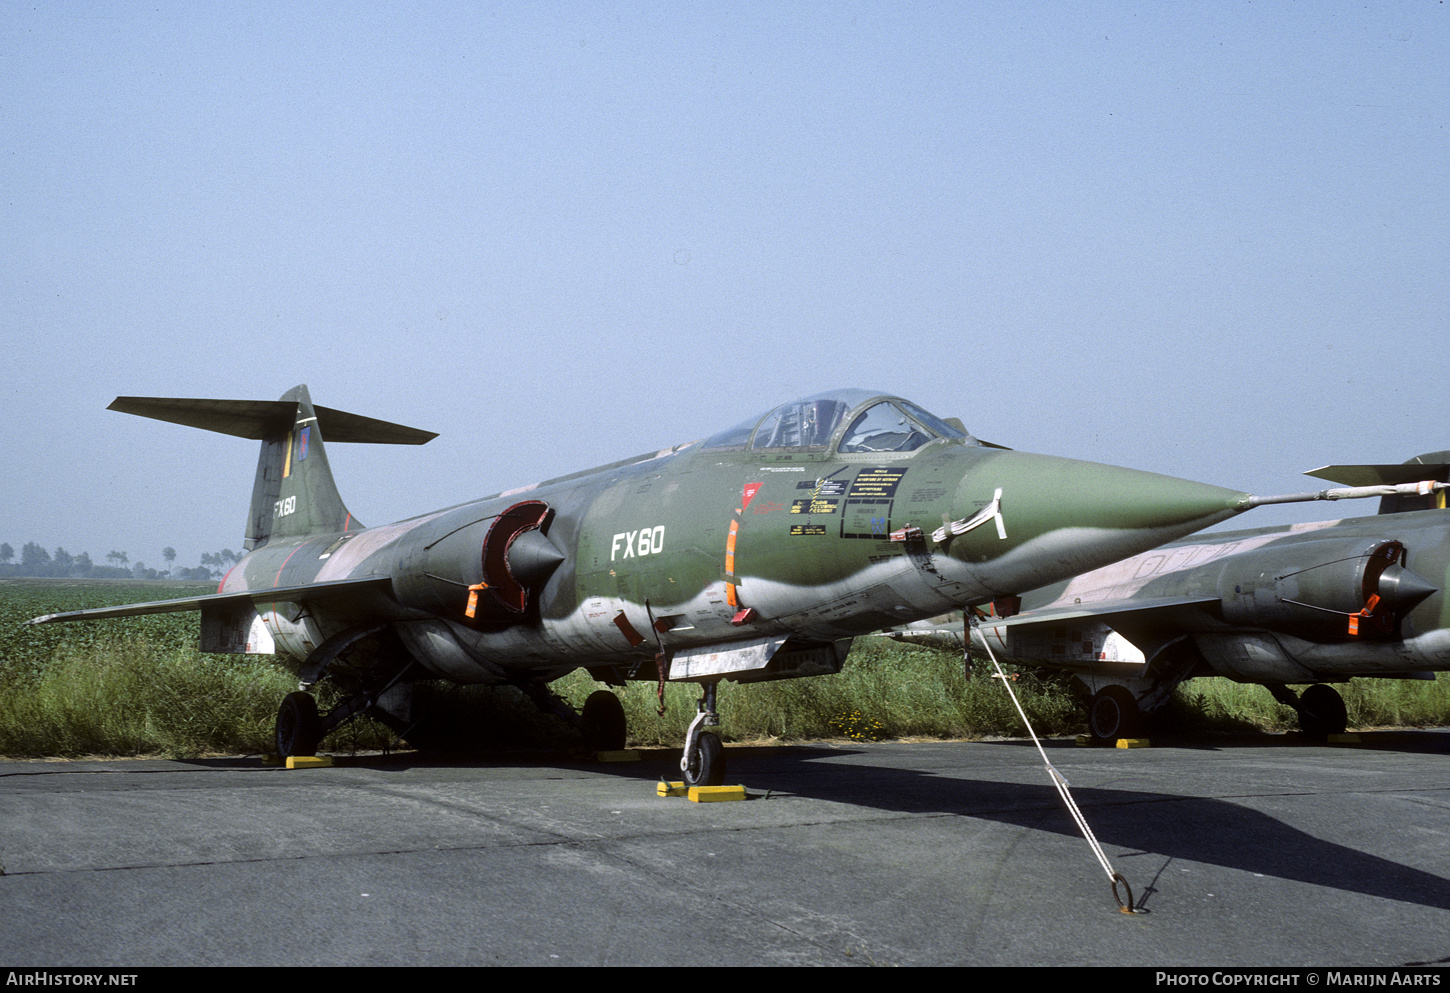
275,692,322,758
681,682,726,786
1270,683,1347,740
1087,685,1141,745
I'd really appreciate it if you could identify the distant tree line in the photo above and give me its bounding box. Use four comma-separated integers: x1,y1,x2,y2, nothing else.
0,542,241,581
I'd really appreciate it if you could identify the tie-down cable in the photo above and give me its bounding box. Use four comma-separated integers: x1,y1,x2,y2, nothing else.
969,611,1141,914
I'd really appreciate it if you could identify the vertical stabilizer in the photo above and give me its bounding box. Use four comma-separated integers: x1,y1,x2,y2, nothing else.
250,385,353,546
107,387,438,550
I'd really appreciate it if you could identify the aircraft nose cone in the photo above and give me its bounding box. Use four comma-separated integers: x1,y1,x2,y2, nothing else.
948,452,1249,589
1041,457,1247,531
968,451,1247,530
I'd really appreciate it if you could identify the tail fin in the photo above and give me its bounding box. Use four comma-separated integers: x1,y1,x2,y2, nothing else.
108,385,437,548
1304,452,1450,515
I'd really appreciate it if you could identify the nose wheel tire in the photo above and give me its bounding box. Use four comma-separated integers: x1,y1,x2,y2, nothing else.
683,730,725,787
276,692,322,758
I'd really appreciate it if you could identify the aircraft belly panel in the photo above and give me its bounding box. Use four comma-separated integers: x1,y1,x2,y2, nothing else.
671,635,791,679
741,556,969,640
259,604,325,660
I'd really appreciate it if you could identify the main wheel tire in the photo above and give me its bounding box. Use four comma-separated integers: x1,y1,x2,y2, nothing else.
580,690,627,752
276,692,322,758
1088,686,1140,745
683,730,725,787
1298,683,1347,739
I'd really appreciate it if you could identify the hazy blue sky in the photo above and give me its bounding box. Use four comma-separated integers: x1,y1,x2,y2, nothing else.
3,2,1446,573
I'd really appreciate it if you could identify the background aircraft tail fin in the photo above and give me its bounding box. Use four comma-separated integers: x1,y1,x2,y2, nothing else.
109,386,437,548
1303,452,1450,516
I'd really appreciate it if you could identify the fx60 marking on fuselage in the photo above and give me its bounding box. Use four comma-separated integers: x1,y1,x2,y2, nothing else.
611,526,665,561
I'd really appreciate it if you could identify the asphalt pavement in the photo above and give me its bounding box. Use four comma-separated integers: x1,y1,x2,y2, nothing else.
1,731,1447,967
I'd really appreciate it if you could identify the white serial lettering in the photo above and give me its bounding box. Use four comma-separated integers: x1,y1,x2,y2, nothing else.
273,495,297,519
611,526,665,561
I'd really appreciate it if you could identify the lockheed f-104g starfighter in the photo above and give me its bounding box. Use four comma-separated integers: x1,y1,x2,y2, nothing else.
32,385,1326,782
885,456,1449,743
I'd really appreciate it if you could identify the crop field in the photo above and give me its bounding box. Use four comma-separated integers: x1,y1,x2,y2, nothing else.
1,580,1446,758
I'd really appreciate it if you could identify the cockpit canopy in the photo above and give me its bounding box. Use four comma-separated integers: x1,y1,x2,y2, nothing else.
702,389,976,455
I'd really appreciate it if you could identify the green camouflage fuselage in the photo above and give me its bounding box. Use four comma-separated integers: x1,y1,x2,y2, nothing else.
213,387,1249,686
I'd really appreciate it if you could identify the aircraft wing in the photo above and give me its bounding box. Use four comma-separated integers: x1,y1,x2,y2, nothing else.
25,577,394,626
975,594,1223,668
984,594,1222,630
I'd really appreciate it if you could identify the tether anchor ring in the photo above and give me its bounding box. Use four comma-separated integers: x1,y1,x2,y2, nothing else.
1112,873,1141,914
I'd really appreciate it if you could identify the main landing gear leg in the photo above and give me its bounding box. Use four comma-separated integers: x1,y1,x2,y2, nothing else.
1087,685,1142,745
1268,683,1347,740
275,622,404,759
275,691,323,758
681,681,725,787
273,658,418,759
515,679,629,752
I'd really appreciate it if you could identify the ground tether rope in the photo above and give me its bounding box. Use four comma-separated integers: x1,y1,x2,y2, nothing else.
969,613,1138,913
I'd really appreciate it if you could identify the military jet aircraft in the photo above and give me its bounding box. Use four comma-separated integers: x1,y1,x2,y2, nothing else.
28,385,1399,782
887,454,1449,743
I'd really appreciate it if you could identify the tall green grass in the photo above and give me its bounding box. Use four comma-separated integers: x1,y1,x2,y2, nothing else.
0,581,316,756
2,580,1447,758
0,634,299,756
1168,673,1450,734
551,635,1083,746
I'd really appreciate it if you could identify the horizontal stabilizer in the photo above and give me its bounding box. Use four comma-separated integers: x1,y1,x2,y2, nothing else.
25,577,394,627
108,396,437,445
1305,463,1450,487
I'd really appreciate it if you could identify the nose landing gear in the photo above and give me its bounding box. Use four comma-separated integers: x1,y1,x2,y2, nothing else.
681,681,726,786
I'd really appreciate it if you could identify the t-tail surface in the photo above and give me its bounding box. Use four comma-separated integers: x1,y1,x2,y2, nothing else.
32,385,1343,781
894,453,1450,743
